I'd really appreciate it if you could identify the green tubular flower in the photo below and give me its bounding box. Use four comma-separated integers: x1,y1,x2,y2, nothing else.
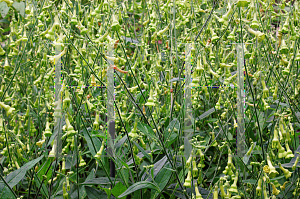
49,140,57,158
0,45,5,55
71,9,78,25
186,153,193,168
157,24,170,38
271,182,280,196
94,140,105,160
272,127,279,149
63,182,68,199
183,169,192,188
280,181,289,191
202,86,209,99
129,118,139,139
195,182,204,199
62,158,66,174
219,1,233,25
285,140,294,159
66,176,70,191
213,185,218,199
111,13,121,32
246,25,265,42
219,178,226,199
279,118,287,138
246,142,254,156
273,83,278,100
211,30,219,44
86,98,95,111
256,177,262,196
250,13,259,29
44,120,52,137
278,163,292,179
263,181,268,199
262,98,270,110
267,155,279,178
63,90,71,110
228,171,238,193
36,139,45,148
228,27,236,41
145,89,155,107
215,96,222,110
93,111,100,131
139,137,147,150
282,16,289,34
277,144,286,159
227,149,234,168
292,155,299,171
192,159,198,177
0,102,15,117
279,39,289,54
79,155,86,167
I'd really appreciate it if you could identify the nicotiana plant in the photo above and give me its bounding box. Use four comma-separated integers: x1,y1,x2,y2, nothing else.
0,0,300,199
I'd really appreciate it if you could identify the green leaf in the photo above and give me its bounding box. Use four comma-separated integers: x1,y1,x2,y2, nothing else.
82,128,102,157
151,165,172,199
70,185,87,199
0,18,9,23
166,133,178,148
118,181,160,198
12,1,25,17
166,183,210,199
142,156,167,181
169,78,184,83
86,169,96,181
81,177,115,185
34,173,48,198
164,118,180,141
197,106,224,120
6,155,44,187
0,156,44,199
112,182,127,199
242,179,257,185
85,186,107,199
37,158,52,180
0,186,14,199
137,122,158,143
115,135,128,150
0,2,9,18
270,175,285,182
132,140,151,162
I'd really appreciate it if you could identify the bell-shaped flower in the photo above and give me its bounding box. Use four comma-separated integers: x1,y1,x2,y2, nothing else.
278,163,292,179
267,155,279,178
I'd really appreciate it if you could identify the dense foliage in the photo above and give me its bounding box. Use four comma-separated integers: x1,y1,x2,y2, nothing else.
0,0,300,198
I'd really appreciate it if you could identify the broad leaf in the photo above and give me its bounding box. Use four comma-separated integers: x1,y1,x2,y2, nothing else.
196,106,224,120
0,2,9,18
142,156,168,181
118,181,160,198
112,182,127,199
82,177,115,185
132,140,151,162
12,1,25,17
85,186,107,199
82,128,102,157
0,155,44,199
151,165,173,199
6,155,44,187
137,122,158,143
70,185,87,199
